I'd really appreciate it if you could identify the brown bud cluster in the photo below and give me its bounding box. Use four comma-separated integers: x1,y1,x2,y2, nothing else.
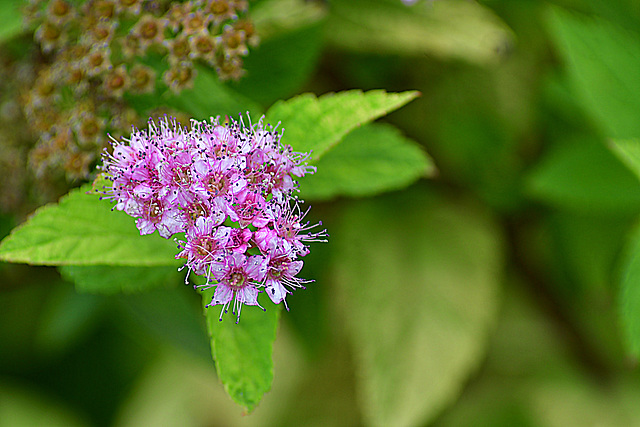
11,0,257,195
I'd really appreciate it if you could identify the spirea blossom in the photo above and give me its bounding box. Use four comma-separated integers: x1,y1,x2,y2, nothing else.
100,115,327,322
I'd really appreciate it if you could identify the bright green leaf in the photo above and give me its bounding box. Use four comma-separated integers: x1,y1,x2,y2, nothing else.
0,0,24,43
59,265,181,294
547,8,640,139
201,289,280,412
266,89,419,161
334,186,503,427
525,137,640,214
298,122,435,201
0,184,179,266
326,0,513,63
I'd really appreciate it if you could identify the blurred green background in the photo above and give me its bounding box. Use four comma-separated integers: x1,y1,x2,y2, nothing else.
4,0,640,425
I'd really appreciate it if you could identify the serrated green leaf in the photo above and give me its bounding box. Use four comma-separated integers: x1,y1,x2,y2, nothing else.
334,186,503,427
0,0,24,43
298,122,435,201
525,137,640,213
266,89,419,161
59,265,181,294
201,289,280,412
619,223,640,357
326,0,513,63
0,184,178,266
547,8,640,139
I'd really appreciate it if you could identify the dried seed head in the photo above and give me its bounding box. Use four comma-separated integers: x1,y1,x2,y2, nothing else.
189,31,216,61
163,62,196,93
103,64,130,98
129,64,156,94
34,21,67,53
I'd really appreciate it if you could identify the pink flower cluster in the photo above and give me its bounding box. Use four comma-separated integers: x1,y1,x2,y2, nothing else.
100,115,326,322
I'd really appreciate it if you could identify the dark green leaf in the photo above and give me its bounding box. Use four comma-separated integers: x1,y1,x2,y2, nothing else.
299,122,435,201
334,186,503,427
231,0,326,106
59,265,182,294
0,184,178,266
117,287,211,360
547,8,640,138
201,289,280,412
266,89,419,161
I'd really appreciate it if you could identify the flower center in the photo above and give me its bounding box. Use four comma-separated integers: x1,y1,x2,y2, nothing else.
229,271,245,289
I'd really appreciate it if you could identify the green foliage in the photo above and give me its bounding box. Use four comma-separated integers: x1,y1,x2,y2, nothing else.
299,122,435,200
0,0,24,43
164,65,264,119
0,184,178,266
619,223,640,357
59,265,181,294
266,89,420,161
525,137,640,214
232,0,326,106
611,139,640,181
547,7,640,139
334,187,503,427
127,63,263,119
327,0,513,63
201,289,280,413
0,383,86,427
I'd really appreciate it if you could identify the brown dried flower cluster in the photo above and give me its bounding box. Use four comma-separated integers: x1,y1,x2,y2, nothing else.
13,0,257,194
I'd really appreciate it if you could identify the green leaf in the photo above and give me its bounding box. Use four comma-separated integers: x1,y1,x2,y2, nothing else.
547,8,640,139
334,186,503,427
0,0,24,43
231,0,326,106
0,382,86,427
525,137,640,214
326,0,513,63
619,222,640,357
0,184,179,266
117,287,211,360
298,122,435,201
610,138,640,182
59,265,181,294
231,22,324,107
266,89,419,161
201,289,280,412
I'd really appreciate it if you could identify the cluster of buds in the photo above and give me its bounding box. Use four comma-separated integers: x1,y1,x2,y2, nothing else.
21,0,257,181
100,116,327,322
